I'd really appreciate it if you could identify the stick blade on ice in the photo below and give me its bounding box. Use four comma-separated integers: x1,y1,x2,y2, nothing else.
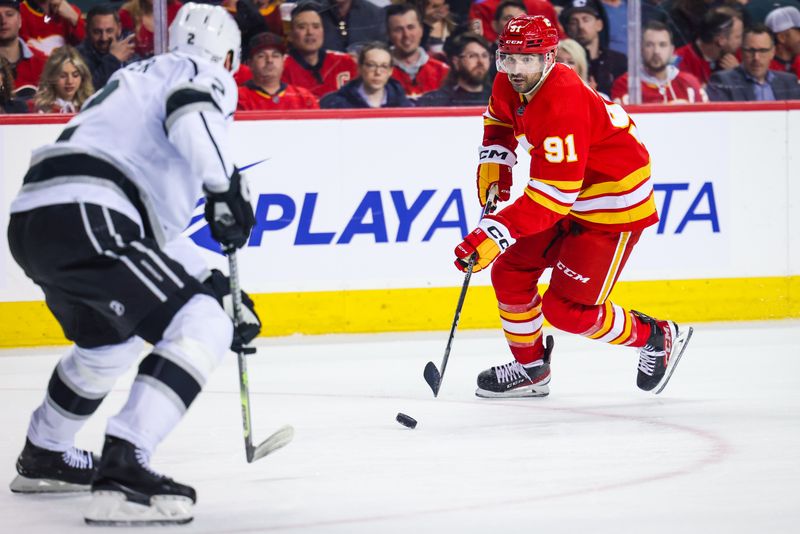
423,361,441,396
250,425,295,462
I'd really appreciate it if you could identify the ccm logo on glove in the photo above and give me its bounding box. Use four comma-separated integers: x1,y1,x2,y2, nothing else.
454,218,516,273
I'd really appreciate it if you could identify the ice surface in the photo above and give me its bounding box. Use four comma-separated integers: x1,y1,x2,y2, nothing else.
1,321,798,533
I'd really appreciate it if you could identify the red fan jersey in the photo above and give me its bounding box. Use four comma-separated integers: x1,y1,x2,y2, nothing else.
119,1,182,58
484,64,658,237
12,39,47,95
770,55,800,78
469,0,563,43
674,43,712,85
237,81,319,110
19,0,85,55
611,69,707,104
281,50,357,98
391,56,449,98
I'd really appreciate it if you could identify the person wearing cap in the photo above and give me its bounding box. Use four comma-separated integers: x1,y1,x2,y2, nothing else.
319,0,387,53
766,5,800,77
674,6,743,86
562,0,626,96
707,23,800,101
238,31,319,109
281,2,358,98
0,0,47,97
18,0,84,56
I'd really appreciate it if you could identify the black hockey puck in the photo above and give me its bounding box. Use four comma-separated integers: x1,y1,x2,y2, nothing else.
396,412,417,429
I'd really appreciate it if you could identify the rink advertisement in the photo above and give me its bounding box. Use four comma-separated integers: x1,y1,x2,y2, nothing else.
0,104,798,345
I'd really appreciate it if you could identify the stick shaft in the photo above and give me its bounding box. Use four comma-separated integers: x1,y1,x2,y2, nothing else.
228,250,255,461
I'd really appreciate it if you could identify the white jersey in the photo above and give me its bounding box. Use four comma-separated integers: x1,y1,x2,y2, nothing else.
10,52,238,245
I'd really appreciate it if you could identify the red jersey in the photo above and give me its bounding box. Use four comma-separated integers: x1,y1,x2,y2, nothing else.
282,49,357,98
770,55,800,78
119,1,182,58
675,43,712,85
237,81,319,110
484,64,657,237
19,0,85,55
469,0,563,43
11,39,47,95
611,68,707,104
391,56,449,98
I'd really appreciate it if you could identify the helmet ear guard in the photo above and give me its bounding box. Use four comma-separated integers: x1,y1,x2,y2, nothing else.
169,3,242,74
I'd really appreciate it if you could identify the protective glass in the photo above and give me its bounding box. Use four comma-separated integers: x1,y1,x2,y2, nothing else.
496,52,546,75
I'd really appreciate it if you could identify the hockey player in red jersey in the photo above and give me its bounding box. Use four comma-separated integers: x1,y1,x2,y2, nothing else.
455,14,692,398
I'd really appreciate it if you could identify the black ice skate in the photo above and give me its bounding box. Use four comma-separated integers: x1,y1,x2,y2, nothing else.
476,336,554,398
84,435,196,526
634,311,694,394
9,438,97,493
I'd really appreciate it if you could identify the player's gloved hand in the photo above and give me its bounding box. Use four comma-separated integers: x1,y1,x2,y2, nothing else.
477,144,515,208
454,218,516,273
203,269,261,351
203,168,255,250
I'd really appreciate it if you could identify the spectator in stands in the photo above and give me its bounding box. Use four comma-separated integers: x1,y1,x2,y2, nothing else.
387,3,449,97
1,56,27,111
612,20,706,103
675,6,743,85
563,0,626,96
601,0,628,55
238,31,319,110
253,0,285,36
77,5,137,90
744,0,800,27
0,0,46,98
320,40,413,107
18,0,84,56
220,0,269,59
766,6,800,77
470,0,561,43
119,0,182,58
319,0,387,53
707,23,800,100
30,44,93,112
415,32,492,105
557,37,590,82
421,0,457,58
282,2,358,98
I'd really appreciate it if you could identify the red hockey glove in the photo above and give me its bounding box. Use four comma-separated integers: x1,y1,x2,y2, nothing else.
454,218,516,273
477,144,515,208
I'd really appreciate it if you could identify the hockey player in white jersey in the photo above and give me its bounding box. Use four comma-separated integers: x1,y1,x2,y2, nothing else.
6,3,258,525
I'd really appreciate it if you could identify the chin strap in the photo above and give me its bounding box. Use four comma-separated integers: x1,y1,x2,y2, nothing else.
523,51,557,97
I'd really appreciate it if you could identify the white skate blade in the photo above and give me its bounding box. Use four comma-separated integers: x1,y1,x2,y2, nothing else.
9,474,90,494
475,383,550,398
84,491,193,526
654,326,694,395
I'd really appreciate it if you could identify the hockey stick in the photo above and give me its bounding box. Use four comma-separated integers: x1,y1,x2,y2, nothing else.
227,249,294,462
423,187,498,397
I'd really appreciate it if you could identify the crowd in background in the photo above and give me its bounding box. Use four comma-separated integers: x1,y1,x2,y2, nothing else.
1,0,799,113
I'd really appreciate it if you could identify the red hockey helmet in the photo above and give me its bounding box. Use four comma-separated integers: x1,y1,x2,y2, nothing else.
497,15,559,55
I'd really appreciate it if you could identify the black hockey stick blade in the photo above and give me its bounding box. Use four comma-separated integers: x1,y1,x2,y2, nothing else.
423,361,442,396
248,424,295,462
